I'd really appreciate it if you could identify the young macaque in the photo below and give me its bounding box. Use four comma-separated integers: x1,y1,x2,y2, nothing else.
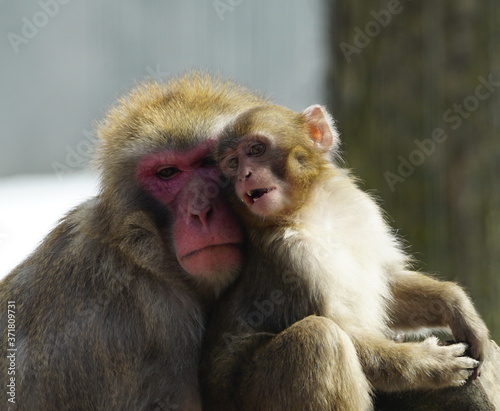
199,104,490,411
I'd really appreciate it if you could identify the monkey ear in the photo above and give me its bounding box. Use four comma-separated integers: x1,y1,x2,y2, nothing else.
302,105,338,152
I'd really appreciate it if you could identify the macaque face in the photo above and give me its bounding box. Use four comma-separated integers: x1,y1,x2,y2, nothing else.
220,136,291,218
137,139,244,278
216,104,336,223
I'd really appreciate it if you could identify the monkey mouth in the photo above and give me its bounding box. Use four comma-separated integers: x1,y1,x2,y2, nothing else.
244,187,275,203
181,243,243,260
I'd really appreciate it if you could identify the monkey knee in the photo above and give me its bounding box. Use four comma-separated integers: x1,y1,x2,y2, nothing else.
289,315,350,344
285,316,361,366
272,316,371,410
289,314,338,335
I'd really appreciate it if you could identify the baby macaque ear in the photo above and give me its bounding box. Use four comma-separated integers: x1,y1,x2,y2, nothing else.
302,105,338,152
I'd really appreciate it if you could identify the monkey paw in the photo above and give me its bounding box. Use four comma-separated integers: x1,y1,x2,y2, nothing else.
419,336,479,388
449,332,489,380
451,322,490,364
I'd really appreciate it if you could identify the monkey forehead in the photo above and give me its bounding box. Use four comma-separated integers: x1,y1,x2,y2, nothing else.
97,72,267,152
235,105,303,130
217,105,306,147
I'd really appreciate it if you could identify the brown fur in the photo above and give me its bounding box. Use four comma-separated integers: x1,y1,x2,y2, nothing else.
0,72,267,410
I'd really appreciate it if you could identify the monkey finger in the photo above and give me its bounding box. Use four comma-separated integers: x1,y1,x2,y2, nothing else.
454,368,475,383
470,368,479,380
451,377,470,387
455,356,480,370
445,341,469,357
470,365,483,380
447,361,479,387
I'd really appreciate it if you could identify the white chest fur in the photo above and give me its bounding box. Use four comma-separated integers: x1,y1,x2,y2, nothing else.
281,174,408,335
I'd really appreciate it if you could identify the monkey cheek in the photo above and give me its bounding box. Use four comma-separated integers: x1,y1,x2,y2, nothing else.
178,245,243,278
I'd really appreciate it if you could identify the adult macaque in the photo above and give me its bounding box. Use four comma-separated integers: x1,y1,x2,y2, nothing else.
0,73,267,410
200,104,491,411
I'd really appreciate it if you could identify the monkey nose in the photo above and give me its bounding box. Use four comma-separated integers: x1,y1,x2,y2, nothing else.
190,204,212,227
239,170,252,182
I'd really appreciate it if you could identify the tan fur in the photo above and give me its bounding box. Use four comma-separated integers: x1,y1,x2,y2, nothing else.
0,72,267,410
201,104,490,410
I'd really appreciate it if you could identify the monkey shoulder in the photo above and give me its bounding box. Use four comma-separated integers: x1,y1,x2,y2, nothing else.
278,176,405,332
301,174,406,261
0,196,203,348
0,196,205,407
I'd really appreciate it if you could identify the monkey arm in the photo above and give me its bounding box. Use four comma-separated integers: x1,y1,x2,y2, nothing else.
201,331,274,409
366,339,500,410
201,315,372,411
387,271,490,363
352,332,478,392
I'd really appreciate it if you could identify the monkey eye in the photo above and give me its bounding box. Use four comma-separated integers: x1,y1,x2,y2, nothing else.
157,167,180,179
226,157,239,171
248,142,266,157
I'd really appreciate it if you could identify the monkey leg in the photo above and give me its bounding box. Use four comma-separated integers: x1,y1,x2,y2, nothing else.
388,271,490,365
237,316,372,411
353,333,479,392
204,315,372,411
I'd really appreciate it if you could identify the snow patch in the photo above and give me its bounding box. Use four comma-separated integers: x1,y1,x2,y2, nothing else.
0,173,98,279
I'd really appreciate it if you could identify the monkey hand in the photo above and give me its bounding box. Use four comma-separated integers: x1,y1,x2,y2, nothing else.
449,320,490,379
419,336,480,388
446,288,491,375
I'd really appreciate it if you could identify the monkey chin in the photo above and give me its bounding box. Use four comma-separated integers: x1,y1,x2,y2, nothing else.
179,244,243,289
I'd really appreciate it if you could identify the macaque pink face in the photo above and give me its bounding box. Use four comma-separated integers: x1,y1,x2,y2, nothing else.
137,140,244,278
220,136,289,217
